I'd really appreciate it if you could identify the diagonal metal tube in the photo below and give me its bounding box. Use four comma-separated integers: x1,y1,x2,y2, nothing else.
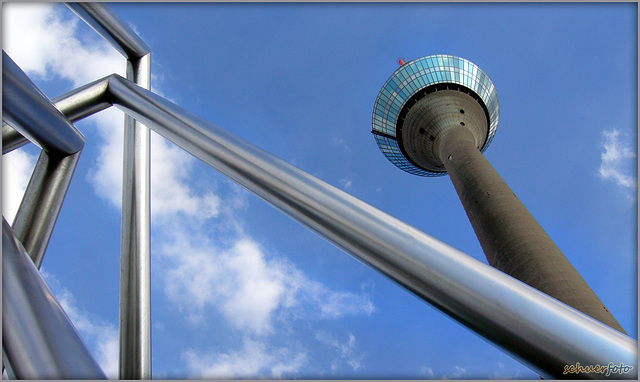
11,151,81,268
52,76,112,122
2,50,109,155
65,3,150,60
2,122,30,154
100,75,636,379
2,219,107,379
2,52,85,155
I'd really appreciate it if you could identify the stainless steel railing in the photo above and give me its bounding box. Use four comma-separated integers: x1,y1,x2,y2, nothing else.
2,3,637,380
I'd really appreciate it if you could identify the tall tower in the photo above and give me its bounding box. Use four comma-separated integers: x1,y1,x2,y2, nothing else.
372,54,625,333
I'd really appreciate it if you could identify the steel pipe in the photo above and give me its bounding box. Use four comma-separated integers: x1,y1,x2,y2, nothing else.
2,219,107,379
2,65,108,154
51,77,111,123
2,52,85,155
8,77,112,270
65,3,150,60
2,122,30,154
102,75,636,379
119,53,152,380
11,151,81,268
2,55,109,155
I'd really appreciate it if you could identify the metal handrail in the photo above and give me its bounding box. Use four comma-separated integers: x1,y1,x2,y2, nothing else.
107,74,638,379
39,73,639,379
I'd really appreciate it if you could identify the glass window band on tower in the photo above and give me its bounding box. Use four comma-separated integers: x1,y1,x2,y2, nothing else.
372,54,500,177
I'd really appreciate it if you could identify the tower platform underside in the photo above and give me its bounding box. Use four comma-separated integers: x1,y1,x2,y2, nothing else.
399,89,488,173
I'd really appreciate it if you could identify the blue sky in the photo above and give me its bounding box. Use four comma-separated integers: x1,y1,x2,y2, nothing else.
2,2,637,379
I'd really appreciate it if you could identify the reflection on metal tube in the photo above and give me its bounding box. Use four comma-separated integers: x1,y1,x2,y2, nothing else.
2,219,107,380
104,75,636,379
2,52,85,155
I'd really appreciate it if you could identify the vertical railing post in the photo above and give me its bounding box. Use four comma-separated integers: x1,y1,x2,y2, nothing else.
119,53,151,380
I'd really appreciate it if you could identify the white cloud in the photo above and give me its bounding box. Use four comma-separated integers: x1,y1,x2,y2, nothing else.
333,137,351,152
4,3,221,220
161,232,374,335
149,134,221,220
87,114,221,221
2,148,37,224
303,281,375,319
420,366,436,378
598,129,637,191
445,365,467,379
183,337,307,379
339,178,353,190
162,235,293,333
315,331,364,371
489,361,523,380
420,365,478,379
85,108,126,209
2,2,123,87
41,270,119,379
421,362,523,380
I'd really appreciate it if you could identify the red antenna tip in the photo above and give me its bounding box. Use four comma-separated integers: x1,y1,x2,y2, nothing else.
397,57,405,66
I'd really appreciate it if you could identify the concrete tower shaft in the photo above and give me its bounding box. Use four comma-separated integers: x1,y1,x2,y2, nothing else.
437,125,626,333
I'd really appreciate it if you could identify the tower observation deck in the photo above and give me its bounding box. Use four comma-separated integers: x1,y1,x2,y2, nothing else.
372,54,625,333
